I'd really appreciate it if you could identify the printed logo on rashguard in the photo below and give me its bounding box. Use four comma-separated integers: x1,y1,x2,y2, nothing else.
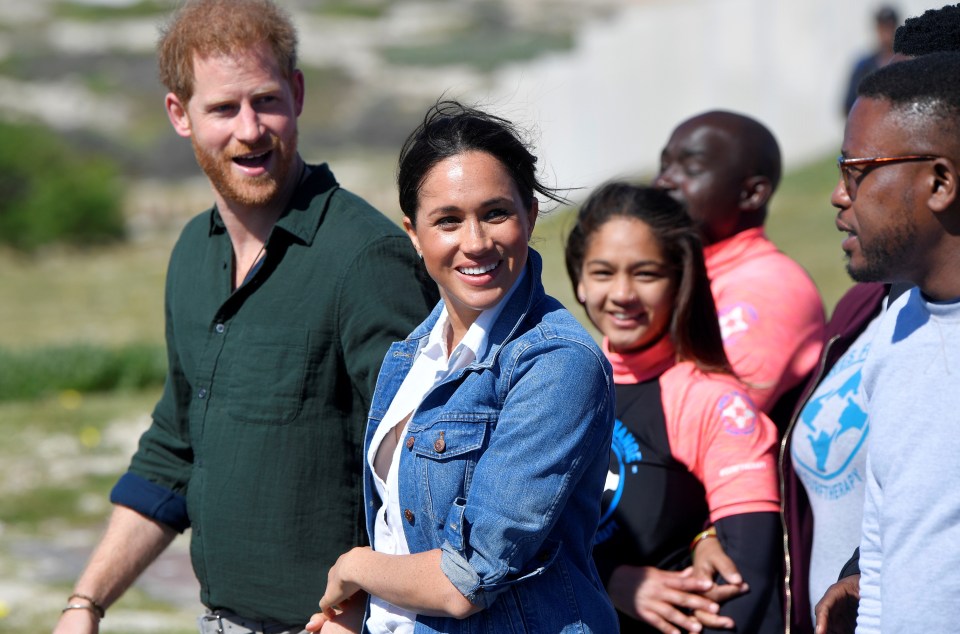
717,392,757,435
793,362,870,498
595,419,642,544
718,302,758,343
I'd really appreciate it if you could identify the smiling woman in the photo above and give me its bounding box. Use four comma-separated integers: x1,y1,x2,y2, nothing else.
308,101,619,634
402,150,537,350
565,182,783,634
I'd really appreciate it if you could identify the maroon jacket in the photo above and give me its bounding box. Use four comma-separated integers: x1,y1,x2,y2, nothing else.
779,282,887,634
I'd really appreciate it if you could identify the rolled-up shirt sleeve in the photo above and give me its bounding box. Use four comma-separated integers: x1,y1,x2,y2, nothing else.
437,336,613,607
110,472,189,532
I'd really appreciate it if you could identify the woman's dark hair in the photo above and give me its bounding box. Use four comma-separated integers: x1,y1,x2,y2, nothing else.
565,182,732,374
397,99,568,223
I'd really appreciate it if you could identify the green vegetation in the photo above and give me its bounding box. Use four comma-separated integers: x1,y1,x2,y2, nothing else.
309,0,390,19
0,120,126,251
1,475,117,527
52,0,173,20
767,155,852,313
0,240,168,350
0,344,166,402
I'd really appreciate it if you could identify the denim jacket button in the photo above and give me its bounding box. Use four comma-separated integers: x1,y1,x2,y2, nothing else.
434,431,446,453
404,509,415,524
406,436,415,450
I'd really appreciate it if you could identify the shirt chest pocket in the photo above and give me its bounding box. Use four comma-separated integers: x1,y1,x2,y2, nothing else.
405,418,492,527
219,324,308,425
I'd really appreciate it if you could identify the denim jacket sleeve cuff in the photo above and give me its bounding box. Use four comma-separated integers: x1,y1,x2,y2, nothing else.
440,542,492,609
110,472,190,533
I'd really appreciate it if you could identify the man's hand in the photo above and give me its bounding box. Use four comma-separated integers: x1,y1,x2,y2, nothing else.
814,574,860,634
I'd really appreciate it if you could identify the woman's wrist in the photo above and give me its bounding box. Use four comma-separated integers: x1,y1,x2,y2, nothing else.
689,526,717,552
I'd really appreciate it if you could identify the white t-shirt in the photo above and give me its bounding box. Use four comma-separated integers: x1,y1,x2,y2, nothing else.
792,311,882,621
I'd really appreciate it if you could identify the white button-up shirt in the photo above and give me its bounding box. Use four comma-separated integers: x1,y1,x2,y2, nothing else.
365,271,523,633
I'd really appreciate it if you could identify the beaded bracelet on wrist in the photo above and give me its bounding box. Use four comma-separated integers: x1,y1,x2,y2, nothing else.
66,592,106,619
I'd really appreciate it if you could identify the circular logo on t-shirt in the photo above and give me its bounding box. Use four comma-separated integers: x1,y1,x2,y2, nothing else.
718,302,758,344
794,365,870,485
717,391,758,435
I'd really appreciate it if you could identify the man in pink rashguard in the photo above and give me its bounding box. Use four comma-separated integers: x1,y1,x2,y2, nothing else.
655,111,826,430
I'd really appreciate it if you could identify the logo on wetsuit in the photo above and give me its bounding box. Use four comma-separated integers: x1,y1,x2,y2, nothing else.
718,391,758,436
596,418,642,543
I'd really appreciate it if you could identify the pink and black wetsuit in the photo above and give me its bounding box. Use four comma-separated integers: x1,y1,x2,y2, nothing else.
594,337,783,633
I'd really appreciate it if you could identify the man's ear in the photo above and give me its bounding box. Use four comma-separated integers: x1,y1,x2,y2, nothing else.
291,69,305,117
165,93,192,138
928,157,959,214
738,175,774,212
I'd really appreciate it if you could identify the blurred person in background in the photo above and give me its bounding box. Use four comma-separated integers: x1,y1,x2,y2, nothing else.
841,6,899,115
654,111,826,431
53,1,437,632
566,183,782,634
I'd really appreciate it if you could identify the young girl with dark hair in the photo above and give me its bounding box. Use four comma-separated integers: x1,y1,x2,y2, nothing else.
566,182,782,634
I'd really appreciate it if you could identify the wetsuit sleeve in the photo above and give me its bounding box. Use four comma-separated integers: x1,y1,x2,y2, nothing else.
662,366,779,521
710,512,783,633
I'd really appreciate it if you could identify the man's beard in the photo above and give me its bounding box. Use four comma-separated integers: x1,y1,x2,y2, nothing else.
846,219,916,283
192,133,298,209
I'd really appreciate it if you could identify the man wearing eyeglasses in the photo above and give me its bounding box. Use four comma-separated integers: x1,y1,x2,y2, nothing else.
825,51,960,634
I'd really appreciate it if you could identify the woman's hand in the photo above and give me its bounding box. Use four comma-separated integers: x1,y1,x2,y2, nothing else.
312,548,367,625
305,589,366,633
688,534,746,629
608,564,724,634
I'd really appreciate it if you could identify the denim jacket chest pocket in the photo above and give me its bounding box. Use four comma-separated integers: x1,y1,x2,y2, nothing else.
402,412,494,536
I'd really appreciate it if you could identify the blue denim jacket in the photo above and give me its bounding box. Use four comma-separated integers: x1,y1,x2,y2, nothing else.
363,250,618,633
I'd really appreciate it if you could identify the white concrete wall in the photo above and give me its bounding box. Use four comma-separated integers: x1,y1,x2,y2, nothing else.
462,0,945,196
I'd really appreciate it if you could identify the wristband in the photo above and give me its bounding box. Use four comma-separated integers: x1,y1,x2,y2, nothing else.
62,604,102,621
66,593,106,619
689,526,717,552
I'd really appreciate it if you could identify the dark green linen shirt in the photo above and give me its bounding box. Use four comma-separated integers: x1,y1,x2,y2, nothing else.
111,164,438,624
